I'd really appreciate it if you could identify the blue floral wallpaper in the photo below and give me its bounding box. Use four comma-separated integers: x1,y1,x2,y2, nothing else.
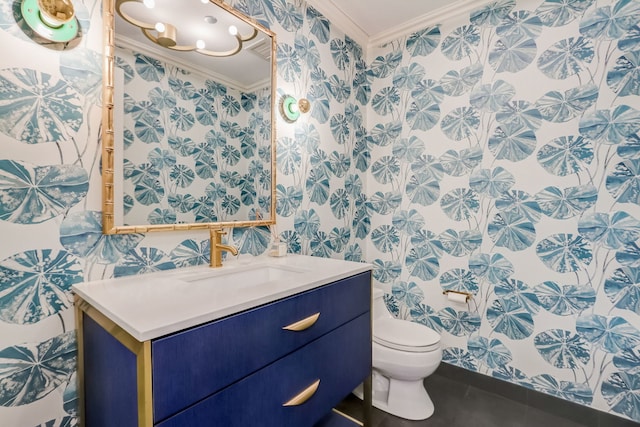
116,46,272,226
2,0,640,424
366,0,640,422
0,0,363,425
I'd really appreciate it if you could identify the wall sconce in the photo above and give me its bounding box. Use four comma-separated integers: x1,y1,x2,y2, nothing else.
279,95,310,123
116,0,258,58
21,0,79,42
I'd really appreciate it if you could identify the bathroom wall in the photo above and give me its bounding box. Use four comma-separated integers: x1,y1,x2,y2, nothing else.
117,46,272,226
6,0,637,424
0,0,364,425
365,0,640,421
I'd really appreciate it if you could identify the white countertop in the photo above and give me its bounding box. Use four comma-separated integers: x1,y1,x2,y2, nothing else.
72,255,372,341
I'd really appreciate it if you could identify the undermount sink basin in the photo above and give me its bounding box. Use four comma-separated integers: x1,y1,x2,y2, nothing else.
184,265,306,288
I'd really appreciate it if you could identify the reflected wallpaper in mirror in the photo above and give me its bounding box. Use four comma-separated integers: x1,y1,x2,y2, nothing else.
103,0,276,233
115,49,272,225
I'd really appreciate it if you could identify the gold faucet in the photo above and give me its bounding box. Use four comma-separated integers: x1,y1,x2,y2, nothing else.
209,228,238,268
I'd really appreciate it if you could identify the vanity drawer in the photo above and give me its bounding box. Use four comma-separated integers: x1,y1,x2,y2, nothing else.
152,271,371,422
156,312,371,427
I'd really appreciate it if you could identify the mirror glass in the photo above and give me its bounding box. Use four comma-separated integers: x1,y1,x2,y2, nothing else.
102,0,276,233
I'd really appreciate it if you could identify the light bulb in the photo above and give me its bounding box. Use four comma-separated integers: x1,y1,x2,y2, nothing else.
228,25,238,36
143,0,155,8
155,22,165,32
196,39,205,49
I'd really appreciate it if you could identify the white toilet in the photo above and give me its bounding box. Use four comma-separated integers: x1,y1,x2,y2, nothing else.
355,287,442,420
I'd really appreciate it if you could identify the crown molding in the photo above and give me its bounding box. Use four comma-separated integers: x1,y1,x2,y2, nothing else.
305,0,494,60
115,35,269,93
304,0,370,54
367,0,495,51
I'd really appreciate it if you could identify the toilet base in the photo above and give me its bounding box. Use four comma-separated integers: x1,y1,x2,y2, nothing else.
353,371,434,421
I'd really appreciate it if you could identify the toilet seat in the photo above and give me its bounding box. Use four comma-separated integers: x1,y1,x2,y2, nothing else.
373,318,440,353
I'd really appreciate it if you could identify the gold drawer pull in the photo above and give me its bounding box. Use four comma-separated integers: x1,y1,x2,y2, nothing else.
283,379,320,406
282,313,320,331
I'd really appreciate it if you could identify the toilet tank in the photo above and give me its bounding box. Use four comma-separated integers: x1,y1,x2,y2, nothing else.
372,288,393,320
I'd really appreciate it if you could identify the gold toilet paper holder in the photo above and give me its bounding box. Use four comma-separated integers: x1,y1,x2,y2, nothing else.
442,290,472,303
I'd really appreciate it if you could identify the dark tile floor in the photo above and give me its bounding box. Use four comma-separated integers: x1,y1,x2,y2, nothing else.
335,372,639,427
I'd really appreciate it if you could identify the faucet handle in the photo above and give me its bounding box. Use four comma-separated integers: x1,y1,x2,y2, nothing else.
210,228,226,237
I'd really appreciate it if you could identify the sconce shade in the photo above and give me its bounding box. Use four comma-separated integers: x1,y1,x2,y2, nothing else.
21,0,79,42
280,95,310,123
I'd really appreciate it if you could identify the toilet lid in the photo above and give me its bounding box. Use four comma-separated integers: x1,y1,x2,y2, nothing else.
373,318,440,353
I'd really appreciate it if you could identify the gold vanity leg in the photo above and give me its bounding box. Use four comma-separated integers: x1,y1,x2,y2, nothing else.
74,295,86,427
75,296,154,427
363,373,372,427
137,341,153,427
363,275,373,427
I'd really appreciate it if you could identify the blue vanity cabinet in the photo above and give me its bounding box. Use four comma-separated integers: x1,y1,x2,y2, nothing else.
152,271,371,422
77,270,372,427
156,313,370,427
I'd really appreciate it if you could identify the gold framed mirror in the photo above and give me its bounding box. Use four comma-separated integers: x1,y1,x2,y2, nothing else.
102,0,276,234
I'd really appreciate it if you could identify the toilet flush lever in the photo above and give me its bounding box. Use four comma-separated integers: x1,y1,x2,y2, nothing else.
282,313,320,331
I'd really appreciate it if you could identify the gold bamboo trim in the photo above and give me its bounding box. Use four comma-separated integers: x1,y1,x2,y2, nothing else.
282,313,320,331
282,379,320,407
331,408,364,426
101,0,277,235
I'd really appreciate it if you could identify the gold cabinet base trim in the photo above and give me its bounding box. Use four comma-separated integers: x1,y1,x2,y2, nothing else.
75,295,153,427
331,408,364,426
